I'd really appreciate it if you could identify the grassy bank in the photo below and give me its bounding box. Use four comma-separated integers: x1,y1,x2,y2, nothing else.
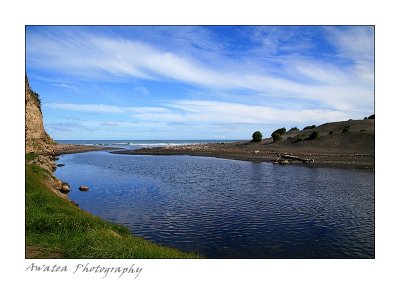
25,158,200,258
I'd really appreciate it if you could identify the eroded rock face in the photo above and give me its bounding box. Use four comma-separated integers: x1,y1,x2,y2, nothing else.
25,75,56,154
25,76,46,139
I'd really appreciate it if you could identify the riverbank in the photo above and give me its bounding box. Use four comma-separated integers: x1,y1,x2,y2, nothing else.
25,149,200,258
113,139,374,170
113,119,374,170
55,147,375,258
56,144,115,154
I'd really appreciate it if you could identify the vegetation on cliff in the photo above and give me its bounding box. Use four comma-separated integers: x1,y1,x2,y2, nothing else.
25,74,42,112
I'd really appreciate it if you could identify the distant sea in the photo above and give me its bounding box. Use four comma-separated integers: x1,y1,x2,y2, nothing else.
56,140,243,150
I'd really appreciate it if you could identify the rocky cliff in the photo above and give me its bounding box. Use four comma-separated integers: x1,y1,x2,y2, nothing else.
25,76,107,200
25,75,56,154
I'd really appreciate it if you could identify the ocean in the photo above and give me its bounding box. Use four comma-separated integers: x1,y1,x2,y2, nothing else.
57,139,241,150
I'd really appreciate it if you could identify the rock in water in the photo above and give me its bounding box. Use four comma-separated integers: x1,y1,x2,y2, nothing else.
79,185,89,191
60,184,70,193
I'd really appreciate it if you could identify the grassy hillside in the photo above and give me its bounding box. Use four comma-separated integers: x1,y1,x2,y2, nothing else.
261,119,375,154
25,158,200,259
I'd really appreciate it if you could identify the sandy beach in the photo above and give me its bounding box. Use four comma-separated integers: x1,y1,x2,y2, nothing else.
112,119,375,170
112,142,373,169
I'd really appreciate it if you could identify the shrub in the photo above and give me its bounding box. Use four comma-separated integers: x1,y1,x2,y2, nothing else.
272,132,282,142
360,129,367,132
30,90,42,114
252,131,263,142
368,114,375,119
329,130,334,135
364,117,368,120
294,134,305,143
308,131,319,140
26,152,39,162
303,125,316,130
289,127,299,131
272,127,286,136
342,125,350,133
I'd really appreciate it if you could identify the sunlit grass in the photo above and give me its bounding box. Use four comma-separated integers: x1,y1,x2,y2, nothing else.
26,161,200,258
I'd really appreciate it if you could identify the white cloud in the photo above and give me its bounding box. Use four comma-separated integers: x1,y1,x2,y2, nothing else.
132,100,349,125
46,103,173,116
45,100,350,126
27,28,373,100
28,27,374,116
100,121,119,127
45,122,95,132
44,99,359,139
46,103,125,114
325,26,374,62
176,100,347,123
126,107,171,114
52,83,73,88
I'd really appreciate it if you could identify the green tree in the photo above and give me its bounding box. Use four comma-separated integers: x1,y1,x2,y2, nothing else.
294,134,305,143
308,131,319,140
303,125,316,130
272,132,282,142
272,127,286,136
252,131,263,142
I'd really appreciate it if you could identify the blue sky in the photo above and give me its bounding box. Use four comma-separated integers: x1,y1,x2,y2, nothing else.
26,26,374,140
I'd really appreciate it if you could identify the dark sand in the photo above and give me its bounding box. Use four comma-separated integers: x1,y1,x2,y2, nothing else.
113,120,375,170
55,144,115,155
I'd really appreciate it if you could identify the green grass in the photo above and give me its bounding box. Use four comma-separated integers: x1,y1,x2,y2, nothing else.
26,161,201,258
26,152,39,162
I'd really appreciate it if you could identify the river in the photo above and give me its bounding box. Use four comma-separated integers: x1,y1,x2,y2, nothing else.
55,150,374,258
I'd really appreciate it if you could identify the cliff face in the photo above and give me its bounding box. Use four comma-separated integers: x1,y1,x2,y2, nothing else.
25,75,55,153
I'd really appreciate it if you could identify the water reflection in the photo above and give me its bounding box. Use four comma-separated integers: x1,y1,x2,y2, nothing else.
55,151,374,258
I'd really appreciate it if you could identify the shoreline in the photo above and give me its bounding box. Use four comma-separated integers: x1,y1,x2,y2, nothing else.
111,142,374,170
26,145,199,258
26,141,373,258
44,141,374,170
56,144,119,155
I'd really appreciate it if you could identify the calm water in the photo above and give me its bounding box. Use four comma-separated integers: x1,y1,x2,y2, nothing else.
55,150,374,258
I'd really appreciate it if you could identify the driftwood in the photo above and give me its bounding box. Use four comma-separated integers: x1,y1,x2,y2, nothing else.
275,154,314,164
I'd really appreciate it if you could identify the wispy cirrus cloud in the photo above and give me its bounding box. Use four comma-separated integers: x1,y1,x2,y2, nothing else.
158,100,348,124
28,26,374,139
27,26,373,113
44,100,349,140
324,26,374,62
45,122,96,132
52,82,74,89
46,103,171,115
46,100,349,126
46,103,125,114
